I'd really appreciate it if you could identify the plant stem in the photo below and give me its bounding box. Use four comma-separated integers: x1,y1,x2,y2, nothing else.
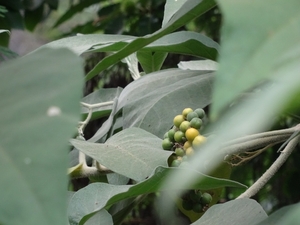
221,124,300,156
78,101,114,135
237,134,300,199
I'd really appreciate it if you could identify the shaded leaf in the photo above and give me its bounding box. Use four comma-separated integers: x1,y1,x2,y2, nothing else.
0,48,83,225
68,166,246,224
87,97,119,143
137,51,168,74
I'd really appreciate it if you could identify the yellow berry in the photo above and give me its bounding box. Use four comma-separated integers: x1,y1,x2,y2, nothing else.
192,135,207,148
182,108,193,118
185,128,199,142
173,115,185,128
185,147,194,156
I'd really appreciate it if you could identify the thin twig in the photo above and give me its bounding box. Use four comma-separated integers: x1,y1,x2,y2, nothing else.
237,134,300,199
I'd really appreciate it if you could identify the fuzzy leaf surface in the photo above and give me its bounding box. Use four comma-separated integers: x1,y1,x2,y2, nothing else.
0,48,83,225
70,127,173,181
118,69,214,138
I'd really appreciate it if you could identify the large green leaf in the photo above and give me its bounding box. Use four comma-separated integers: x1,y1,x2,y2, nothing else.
211,0,300,118
192,199,267,225
118,69,214,138
70,127,173,181
85,0,216,81
0,48,83,225
68,166,246,224
89,31,219,60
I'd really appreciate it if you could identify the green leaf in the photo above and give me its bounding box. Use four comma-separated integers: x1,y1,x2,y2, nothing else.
70,127,173,181
137,51,168,74
118,69,214,138
211,0,300,118
192,199,267,225
0,48,83,225
162,0,187,27
85,0,216,81
143,31,219,60
53,0,104,27
68,166,246,224
89,31,219,60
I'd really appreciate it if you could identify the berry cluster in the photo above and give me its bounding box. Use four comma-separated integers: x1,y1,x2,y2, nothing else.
162,108,207,167
181,190,213,213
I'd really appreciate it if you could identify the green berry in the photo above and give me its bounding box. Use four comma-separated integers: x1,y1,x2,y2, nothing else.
174,131,185,143
171,159,181,167
194,108,205,119
173,115,185,128
187,111,199,121
175,147,185,157
179,121,191,133
192,203,203,213
162,138,173,150
163,132,169,139
189,190,201,202
190,117,203,129
168,129,176,141
182,200,193,211
201,192,212,205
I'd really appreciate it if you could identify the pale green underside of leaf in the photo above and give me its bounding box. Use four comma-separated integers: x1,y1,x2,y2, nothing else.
0,48,83,225
192,199,267,225
68,166,246,224
88,31,219,60
212,0,300,118
118,69,214,138
178,60,218,71
37,34,135,55
71,127,173,181
256,202,300,225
